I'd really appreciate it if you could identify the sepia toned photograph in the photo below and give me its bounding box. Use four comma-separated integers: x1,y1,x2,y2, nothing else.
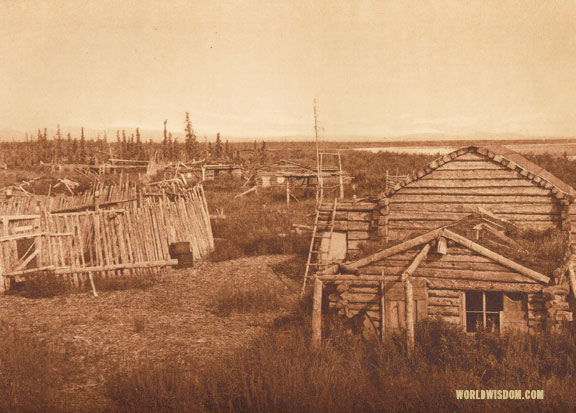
1,0,576,411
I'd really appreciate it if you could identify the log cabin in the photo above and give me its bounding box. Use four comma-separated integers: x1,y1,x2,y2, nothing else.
256,160,352,191
315,145,576,260
312,214,572,343
308,145,576,341
379,145,575,242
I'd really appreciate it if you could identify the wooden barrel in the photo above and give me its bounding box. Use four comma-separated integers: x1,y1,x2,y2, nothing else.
169,242,194,268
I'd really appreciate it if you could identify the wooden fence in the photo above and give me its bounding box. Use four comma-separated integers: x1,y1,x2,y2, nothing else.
0,185,213,292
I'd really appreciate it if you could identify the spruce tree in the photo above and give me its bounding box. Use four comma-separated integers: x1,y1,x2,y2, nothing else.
184,112,198,161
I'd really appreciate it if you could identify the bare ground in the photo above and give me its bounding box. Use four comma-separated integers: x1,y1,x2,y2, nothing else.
0,255,304,412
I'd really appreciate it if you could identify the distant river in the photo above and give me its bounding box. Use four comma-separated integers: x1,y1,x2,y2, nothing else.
353,146,456,155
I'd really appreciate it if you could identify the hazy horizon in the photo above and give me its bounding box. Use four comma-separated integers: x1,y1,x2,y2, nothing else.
2,1,575,138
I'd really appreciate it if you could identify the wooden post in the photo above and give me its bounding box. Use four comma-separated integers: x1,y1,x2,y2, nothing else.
311,277,323,347
94,191,101,212
286,179,290,206
380,280,386,341
405,277,415,352
88,273,99,297
337,150,344,199
0,267,5,295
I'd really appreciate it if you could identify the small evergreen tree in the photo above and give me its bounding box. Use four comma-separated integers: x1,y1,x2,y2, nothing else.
79,127,87,163
184,112,198,161
215,132,224,159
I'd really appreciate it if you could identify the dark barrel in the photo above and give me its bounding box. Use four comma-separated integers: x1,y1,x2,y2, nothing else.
169,242,194,268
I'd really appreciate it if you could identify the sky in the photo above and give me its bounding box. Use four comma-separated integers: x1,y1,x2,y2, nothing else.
1,0,575,139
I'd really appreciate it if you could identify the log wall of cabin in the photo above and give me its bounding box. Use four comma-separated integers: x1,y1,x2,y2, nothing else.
380,152,564,241
325,244,548,331
317,201,379,257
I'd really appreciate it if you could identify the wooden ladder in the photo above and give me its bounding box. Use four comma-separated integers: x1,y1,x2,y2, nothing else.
301,198,338,295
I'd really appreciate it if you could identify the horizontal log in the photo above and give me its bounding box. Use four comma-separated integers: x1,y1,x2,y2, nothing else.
397,187,554,196
348,286,379,294
388,211,560,222
387,222,559,234
390,194,556,204
419,170,525,180
0,214,41,221
360,266,535,283
428,306,460,317
347,240,370,250
319,203,376,212
318,211,373,221
389,203,561,214
371,259,511,273
347,231,371,240
387,221,454,231
427,279,544,293
452,152,490,161
403,179,539,189
428,289,461,298
53,260,178,275
435,160,509,170
318,221,371,231
428,297,460,306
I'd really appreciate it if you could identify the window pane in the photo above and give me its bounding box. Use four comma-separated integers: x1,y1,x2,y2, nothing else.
485,292,503,312
486,313,500,332
466,291,483,311
466,313,483,332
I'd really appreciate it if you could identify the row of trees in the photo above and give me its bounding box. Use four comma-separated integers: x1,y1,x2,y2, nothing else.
0,113,270,168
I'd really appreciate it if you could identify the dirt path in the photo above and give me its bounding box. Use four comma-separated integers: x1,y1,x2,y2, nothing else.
0,255,303,411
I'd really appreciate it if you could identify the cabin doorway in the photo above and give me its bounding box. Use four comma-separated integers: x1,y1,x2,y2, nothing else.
382,279,428,331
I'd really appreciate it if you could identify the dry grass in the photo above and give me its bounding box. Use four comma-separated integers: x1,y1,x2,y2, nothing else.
105,315,576,413
0,322,76,412
205,181,313,261
209,282,288,316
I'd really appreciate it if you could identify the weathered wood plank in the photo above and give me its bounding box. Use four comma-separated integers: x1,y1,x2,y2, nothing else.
435,160,509,171
391,259,514,273
318,211,373,221
347,231,371,240
359,266,538,283
390,194,555,204
453,152,490,161
319,203,376,212
419,170,524,180
428,296,460,306
428,289,461,298
388,211,561,222
427,278,544,293
397,187,553,196
388,203,561,214
387,221,454,231
403,179,542,188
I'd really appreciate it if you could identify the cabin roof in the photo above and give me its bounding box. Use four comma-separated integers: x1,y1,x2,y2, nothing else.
337,215,553,284
384,145,575,200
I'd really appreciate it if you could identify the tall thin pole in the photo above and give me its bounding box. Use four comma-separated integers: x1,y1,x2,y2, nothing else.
337,150,344,199
314,99,323,205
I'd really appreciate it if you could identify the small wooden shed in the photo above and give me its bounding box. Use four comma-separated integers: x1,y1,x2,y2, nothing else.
312,215,572,344
256,160,351,189
378,145,575,242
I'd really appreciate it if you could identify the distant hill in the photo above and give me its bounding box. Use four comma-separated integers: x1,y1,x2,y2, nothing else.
0,127,574,144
